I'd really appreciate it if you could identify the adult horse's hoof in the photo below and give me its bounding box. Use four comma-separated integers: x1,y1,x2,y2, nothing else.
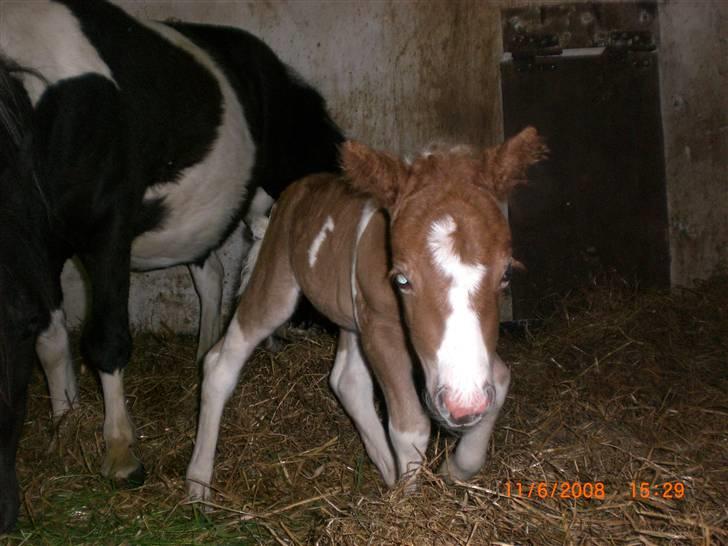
123,463,147,487
101,449,146,486
104,462,146,489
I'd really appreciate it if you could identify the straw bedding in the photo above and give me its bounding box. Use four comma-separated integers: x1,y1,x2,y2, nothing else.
13,274,727,544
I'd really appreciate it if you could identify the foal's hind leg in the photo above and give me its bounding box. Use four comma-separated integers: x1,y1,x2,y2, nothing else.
330,330,396,486
186,234,299,501
36,308,78,418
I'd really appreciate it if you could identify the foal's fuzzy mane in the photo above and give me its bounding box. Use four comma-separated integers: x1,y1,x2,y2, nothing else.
406,142,476,164
407,143,490,194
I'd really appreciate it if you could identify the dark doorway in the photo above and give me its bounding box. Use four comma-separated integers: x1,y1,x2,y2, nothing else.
501,4,670,318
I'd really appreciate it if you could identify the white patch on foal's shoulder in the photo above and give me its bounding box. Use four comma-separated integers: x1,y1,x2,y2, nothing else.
351,201,378,328
427,216,490,404
308,216,335,268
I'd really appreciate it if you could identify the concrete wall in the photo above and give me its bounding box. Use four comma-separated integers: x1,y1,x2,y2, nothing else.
658,0,728,286
61,0,505,332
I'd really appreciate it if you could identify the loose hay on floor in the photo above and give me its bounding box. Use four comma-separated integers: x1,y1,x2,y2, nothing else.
10,275,728,545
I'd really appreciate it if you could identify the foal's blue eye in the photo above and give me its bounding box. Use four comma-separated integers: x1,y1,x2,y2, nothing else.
393,273,410,290
501,263,513,287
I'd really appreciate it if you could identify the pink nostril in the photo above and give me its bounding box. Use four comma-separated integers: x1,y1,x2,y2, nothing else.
441,387,493,421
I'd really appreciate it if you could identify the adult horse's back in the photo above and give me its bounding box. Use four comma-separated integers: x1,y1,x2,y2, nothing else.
0,0,342,532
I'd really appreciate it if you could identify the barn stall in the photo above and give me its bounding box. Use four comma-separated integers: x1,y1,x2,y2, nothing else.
7,0,727,544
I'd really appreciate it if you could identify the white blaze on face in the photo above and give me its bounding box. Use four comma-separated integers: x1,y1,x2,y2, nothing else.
427,215,489,405
308,216,335,267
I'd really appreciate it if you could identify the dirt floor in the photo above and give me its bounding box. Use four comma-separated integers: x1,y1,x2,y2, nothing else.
6,275,728,545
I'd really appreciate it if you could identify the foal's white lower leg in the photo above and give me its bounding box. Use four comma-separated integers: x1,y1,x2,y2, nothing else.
389,421,430,481
36,309,78,418
330,330,396,486
186,285,299,500
439,356,511,481
99,370,143,481
360,323,430,486
186,317,258,500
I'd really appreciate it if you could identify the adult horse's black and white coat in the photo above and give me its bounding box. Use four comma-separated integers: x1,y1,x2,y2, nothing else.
0,0,342,532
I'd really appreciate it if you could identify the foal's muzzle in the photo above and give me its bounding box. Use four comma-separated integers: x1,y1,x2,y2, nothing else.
435,384,496,429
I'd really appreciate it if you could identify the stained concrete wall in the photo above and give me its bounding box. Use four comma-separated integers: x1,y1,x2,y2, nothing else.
61,0,505,333
658,0,728,286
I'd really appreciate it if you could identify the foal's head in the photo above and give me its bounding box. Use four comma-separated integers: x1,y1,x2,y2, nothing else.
342,127,546,429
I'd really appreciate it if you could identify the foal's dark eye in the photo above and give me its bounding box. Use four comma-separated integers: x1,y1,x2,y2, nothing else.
392,273,411,291
500,263,513,288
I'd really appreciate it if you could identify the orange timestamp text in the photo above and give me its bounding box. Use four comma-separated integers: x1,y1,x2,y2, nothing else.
503,481,606,500
502,480,688,501
629,480,686,500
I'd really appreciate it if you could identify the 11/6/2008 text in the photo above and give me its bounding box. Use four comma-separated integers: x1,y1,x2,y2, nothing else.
502,481,686,500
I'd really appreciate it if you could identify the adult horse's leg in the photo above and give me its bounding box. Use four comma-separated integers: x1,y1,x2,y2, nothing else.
329,330,397,486
98,369,143,481
35,308,78,418
0,360,33,534
359,320,431,483
242,188,274,233
189,250,224,362
187,215,299,501
32,74,142,484
79,219,142,483
438,355,510,482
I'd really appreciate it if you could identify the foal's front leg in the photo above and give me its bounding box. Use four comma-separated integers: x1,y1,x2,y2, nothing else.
359,320,430,484
439,354,511,481
329,330,397,486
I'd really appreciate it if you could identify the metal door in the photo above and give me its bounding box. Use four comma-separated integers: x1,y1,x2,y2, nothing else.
501,26,670,318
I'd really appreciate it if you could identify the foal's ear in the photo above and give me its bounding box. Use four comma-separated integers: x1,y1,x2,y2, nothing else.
340,141,408,208
482,127,547,200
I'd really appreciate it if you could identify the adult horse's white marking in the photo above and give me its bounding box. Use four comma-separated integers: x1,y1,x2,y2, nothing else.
240,213,270,293
99,370,139,479
188,251,224,361
35,309,77,417
243,187,274,228
130,22,255,270
0,0,116,105
427,215,489,405
351,201,378,327
308,216,335,267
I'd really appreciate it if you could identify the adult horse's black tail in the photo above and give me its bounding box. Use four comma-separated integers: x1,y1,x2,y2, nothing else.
0,57,34,178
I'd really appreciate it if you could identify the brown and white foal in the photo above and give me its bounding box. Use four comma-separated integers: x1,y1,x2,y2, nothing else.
186,127,546,500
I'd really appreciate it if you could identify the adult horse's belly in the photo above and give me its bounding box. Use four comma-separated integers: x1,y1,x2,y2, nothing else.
130,22,255,271
129,115,253,271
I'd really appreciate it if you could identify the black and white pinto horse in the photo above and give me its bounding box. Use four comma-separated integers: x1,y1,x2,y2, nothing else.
0,0,343,532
